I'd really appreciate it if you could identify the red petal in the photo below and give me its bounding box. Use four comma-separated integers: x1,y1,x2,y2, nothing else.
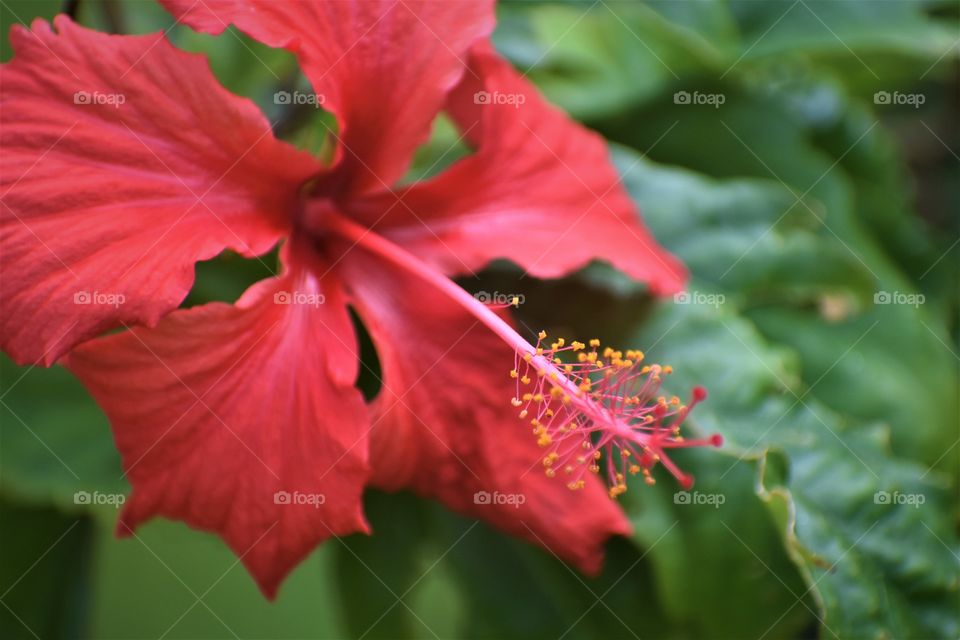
63,262,370,598
339,246,631,573
0,17,319,365
160,0,495,195
350,45,686,294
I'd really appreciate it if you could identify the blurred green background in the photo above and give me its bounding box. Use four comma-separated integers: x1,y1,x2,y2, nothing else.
1,1,957,638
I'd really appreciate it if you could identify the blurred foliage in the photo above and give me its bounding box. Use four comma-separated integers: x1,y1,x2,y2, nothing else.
2,0,958,639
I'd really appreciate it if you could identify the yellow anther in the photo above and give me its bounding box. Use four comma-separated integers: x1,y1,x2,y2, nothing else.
589,339,600,347
519,409,528,419
553,357,562,365
663,365,673,374
523,353,533,362
536,347,544,356
567,480,586,491
571,341,585,351
520,375,531,385
545,468,556,478
522,393,533,401
629,464,641,474
511,296,520,307
538,330,547,340
509,369,518,379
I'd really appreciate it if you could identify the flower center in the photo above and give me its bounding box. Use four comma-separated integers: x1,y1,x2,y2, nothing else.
324,212,722,497
510,333,720,496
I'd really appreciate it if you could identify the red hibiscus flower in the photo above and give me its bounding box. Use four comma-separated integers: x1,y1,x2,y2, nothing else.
0,1,718,597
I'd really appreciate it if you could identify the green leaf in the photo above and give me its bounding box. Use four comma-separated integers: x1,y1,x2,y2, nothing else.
608,147,875,303
0,501,92,640
0,355,127,509
622,453,814,638
628,301,958,639
494,2,726,120
88,517,346,638
610,90,959,467
335,490,682,639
